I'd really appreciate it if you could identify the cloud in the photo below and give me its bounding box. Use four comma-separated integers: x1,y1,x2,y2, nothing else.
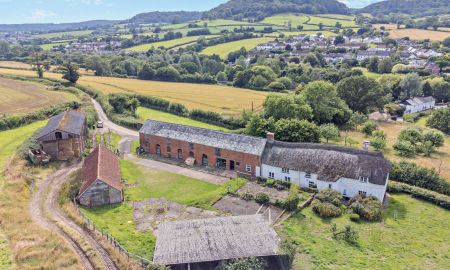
30,9,57,21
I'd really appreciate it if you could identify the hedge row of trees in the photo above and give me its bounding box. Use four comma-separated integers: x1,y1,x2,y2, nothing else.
388,181,450,210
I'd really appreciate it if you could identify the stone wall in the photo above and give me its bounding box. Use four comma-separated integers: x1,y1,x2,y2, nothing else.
79,179,123,207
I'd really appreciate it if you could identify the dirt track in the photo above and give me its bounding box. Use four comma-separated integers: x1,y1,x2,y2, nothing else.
29,164,119,270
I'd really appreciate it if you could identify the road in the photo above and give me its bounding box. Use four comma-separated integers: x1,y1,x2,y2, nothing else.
29,165,119,270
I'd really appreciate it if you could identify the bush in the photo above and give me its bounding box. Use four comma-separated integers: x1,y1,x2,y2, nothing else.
279,184,300,211
393,140,416,157
240,192,253,201
266,179,275,187
350,195,383,221
312,201,342,218
315,189,343,207
255,193,270,204
361,121,378,136
349,213,360,222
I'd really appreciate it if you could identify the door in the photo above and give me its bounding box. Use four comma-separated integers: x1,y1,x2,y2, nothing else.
230,160,235,171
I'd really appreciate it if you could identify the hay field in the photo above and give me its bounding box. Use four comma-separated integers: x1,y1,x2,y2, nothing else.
0,61,31,70
0,68,268,116
201,37,276,59
0,77,78,115
374,24,450,41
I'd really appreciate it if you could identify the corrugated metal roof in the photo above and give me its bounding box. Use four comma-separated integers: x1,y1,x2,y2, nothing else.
37,111,86,140
140,120,267,156
153,215,280,265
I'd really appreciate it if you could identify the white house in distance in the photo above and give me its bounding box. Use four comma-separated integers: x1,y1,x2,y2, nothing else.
258,141,391,201
401,96,436,114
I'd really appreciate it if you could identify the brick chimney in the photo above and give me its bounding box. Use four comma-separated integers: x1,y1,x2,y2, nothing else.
266,132,275,141
363,140,371,151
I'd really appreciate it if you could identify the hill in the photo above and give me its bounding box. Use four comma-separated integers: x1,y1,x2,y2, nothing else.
359,0,450,17
126,11,203,24
0,20,117,33
206,0,349,20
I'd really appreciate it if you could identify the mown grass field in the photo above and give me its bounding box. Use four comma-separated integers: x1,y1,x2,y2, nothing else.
201,37,276,59
82,160,246,259
282,194,450,269
33,30,93,39
0,76,79,115
40,41,69,50
0,61,31,70
136,107,230,131
0,67,268,117
277,31,337,38
262,13,356,29
308,15,357,27
126,35,219,51
374,24,450,41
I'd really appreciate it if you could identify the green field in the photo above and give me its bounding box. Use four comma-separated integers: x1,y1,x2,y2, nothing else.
40,41,69,50
33,30,93,39
308,15,357,27
0,120,47,269
127,35,219,51
262,14,310,28
278,31,337,37
262,13,356,29
282,194,450,269
201,37,276,58
136,107,230,131
82,160,246,259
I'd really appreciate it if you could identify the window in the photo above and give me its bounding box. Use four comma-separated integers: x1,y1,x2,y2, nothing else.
305,173,312,179
215,148,221,157
282,168,290,174
156,145,161,156
309,181,317,189
202,154,208,166
166,146,171,153
285,176,291,182
269,172,275,179
359,191,367,196
177,149,183,160
55,132,62,140
359,177,369,183
343,189,347,196
329,184,332,189
246,165,252,173
189,151,194,157
189,143,194,150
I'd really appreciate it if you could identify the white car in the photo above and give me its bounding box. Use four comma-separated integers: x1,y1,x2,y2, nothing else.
97,121,104,128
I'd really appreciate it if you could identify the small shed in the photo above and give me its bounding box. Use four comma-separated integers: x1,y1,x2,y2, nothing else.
77,145,123,207
37,111,87,160
153,215,282,270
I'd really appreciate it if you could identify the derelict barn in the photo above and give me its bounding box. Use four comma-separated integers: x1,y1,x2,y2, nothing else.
139,120,267,177
77,145,123,207
37,111,87,160
153,215,284,270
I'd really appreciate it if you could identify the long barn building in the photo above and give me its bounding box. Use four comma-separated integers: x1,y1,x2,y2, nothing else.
139,120,391,201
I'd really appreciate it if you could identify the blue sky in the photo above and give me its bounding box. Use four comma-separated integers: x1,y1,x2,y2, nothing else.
0,0,380,24
0,0,227,24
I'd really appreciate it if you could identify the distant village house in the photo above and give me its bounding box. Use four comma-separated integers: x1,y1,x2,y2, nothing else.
401,96,436,114
77,145,123,207
37,111,87,160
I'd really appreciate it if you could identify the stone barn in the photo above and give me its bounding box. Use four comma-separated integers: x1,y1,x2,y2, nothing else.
37,111,87,160
77,145,123,207
153,215,284,270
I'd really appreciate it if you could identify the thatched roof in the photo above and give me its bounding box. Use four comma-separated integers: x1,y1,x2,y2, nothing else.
37,111,85,140
153,215,280,266
140,120,267,156
262,141,391,185
78,145,122,197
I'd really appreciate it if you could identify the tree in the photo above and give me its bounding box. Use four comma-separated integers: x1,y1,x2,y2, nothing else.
61,62,80,84
423,130,445,148
393,140,416,157
302,81,351,125
429,78,450,102
422,81,433,96
138,63,155,80
217,257,265,270
337,76,388,113
31,53,45,78
378,58,393,74
443,37,450,48
0,40,10,56
427,108,450,135
320,124,340,143
334,35,345,45
349,112,368,131
263,94,312,121
399,73,423,100
274,119,320,143
245,114,276,137
371,134,387,151
367,57,379,73
155,66,180,82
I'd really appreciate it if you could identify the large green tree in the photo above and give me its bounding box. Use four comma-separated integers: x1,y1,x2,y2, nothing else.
263,93,312,120
61,62,80,84
274,119,320,143
427,107,450,134
399,73,423,100
301,81,351,125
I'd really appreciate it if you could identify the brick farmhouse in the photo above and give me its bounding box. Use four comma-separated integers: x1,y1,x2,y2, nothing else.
139,120,391,201
77,145,123,207
37,111,87,160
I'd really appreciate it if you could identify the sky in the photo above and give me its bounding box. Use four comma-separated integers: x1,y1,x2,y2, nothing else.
0,0,381,24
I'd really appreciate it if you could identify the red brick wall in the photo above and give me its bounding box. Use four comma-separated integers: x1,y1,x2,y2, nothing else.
140,133,261,176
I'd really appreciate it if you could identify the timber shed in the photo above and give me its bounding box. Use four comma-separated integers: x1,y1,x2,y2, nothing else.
77,145,123,207
153,215,284,270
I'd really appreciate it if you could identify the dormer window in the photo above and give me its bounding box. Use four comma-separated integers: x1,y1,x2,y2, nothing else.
359,177,369,183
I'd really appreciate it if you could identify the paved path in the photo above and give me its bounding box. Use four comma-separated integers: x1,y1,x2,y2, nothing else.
92,99,230,185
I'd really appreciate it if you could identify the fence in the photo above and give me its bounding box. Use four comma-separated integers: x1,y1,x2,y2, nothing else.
72,199,153,268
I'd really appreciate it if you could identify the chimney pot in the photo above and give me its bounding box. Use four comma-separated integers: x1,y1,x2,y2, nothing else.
266,132,275,141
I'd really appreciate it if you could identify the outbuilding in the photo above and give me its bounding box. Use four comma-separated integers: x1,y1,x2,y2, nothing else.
77,144,123,207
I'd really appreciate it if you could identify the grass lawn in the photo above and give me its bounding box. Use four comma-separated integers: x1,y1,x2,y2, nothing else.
201,37,276,59
33,30,93,39
282,194,450,269
308,15,357,28
82,160,246,259
0,120,47,269
0,68,268,117
352,67,382,80
136,107,230,131
126,35,219,51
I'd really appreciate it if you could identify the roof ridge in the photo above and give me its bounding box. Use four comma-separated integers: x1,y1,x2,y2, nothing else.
97,144,101,181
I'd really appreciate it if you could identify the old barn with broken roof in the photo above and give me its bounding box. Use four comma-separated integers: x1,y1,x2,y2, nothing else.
139,120,391,201
37,110,87,160
77,144,123,207
153,215,283,270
